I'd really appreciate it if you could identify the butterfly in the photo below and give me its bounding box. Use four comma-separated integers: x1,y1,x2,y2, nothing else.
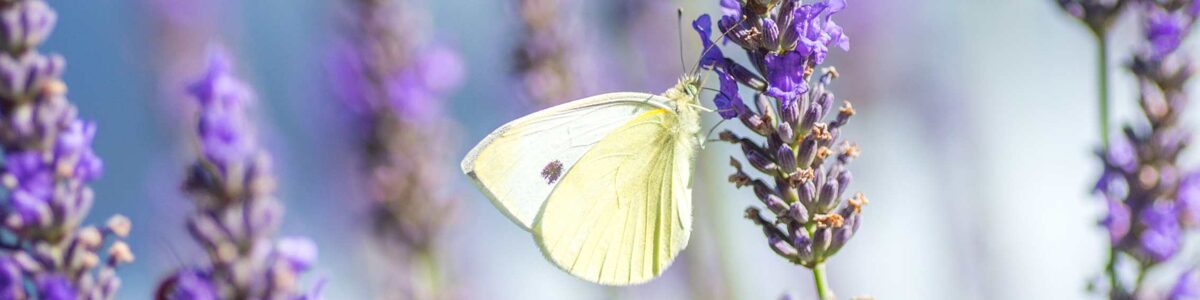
460,72,708,285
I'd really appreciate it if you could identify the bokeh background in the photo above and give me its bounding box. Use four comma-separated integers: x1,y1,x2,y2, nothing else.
43,0,1200,299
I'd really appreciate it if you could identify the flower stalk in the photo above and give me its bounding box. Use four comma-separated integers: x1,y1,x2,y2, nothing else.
693,0,864,298
154,50,321,300
329,0,464,298
0,0,133,298
1060,0,1200,299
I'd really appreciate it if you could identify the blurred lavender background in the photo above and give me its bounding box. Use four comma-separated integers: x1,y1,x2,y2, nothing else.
35,0,1200,298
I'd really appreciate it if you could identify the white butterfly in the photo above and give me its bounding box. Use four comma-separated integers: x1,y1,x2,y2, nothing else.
461,74,706,285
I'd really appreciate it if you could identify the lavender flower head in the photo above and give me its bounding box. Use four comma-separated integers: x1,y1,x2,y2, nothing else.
512,0,590,107
1092,0,1200,297
699,0,865,279
0,0,132,298
330,0,463,298
1097,0,1199,264
156,50,320,299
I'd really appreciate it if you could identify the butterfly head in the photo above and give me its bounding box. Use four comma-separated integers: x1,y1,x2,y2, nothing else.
665,73,704,111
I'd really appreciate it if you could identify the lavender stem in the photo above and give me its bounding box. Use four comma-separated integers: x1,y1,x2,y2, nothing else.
811,262,833,300
1094,29,1111,149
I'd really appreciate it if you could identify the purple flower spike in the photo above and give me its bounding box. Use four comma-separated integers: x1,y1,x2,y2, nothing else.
0,1,132,298
159,47,320,299
331,0,463,298
701,1,862,298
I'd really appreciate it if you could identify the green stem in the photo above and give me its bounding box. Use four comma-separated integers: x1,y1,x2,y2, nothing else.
1134,266,1150,295
812,263,834,300
1094,29,1111,149
1092,27,1119,299
1105,249,1123,298
415,248,441,300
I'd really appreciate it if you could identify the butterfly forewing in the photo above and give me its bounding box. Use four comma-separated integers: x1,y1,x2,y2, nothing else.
461,93,671,230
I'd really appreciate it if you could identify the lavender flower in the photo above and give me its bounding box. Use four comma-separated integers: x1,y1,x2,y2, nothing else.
0,0,133,298
512,0,590,107
155,50,321,300
1091,0,1200,298
696,1,863,299
330,0,463,298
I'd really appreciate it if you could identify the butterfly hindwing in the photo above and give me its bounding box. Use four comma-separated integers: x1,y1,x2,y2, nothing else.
461,93,671,230
533,108,695,285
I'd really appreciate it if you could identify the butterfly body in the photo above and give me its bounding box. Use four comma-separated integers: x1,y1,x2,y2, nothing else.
461,75,704,285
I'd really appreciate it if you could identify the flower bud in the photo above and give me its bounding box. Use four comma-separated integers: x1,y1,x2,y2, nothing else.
743,142,778,173
827,225,856,257
835,168,853,200
761,18,780,50
752,180,777,204
776,145,797,174
796,138,818,168
799,102,819,134
811,227,833,259
765,194,788,216
816,91,834,119
729,62,767,92
776,0,799,50
788,202,809,224
798,179,817,208
816,179,839,213
746,207,797,258
739,110,770,136
776,123,795,145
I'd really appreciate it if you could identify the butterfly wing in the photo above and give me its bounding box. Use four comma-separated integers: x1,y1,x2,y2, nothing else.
461,92,671,230
533,107,697,285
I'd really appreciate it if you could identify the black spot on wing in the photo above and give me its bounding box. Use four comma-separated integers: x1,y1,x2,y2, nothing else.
542,160,564,184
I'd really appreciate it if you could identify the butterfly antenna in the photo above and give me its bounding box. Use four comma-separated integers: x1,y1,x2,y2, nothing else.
677,8,687,75
688,16,747,76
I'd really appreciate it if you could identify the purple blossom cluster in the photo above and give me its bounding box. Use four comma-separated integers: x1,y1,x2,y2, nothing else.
1090,0,1200,298
694,0,864,297
0,0,133,298
330,0,463,298
155,51,321,300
